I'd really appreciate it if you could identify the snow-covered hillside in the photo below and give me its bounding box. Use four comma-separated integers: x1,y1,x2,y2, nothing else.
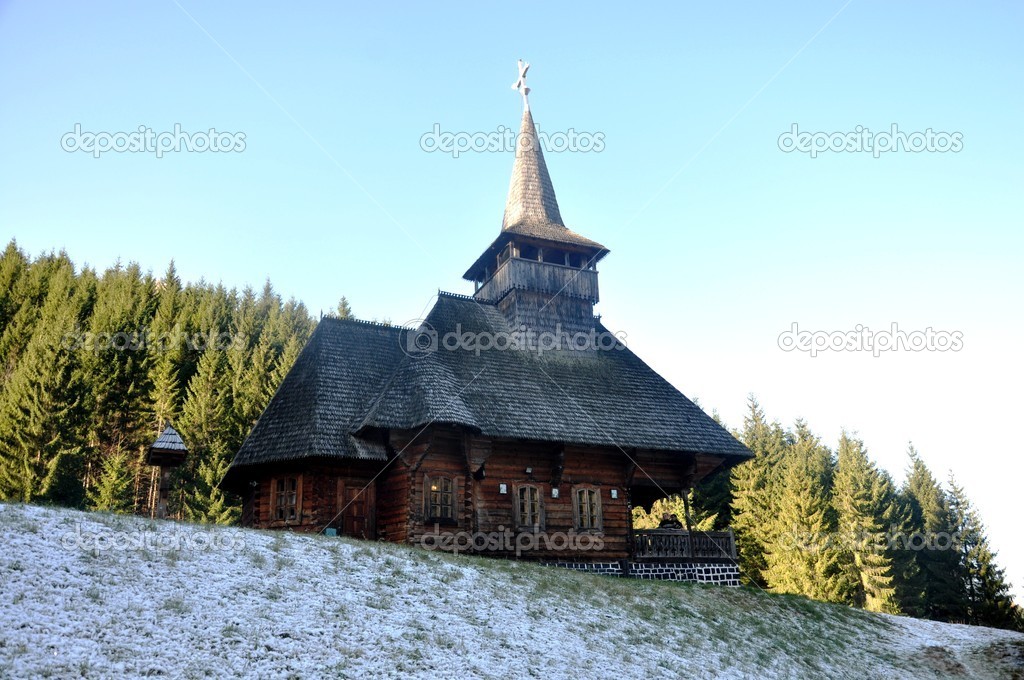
1,503,1021,678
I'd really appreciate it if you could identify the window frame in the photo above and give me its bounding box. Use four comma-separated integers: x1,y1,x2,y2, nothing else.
515,484,544,531
271,475,301,524
424,474,457,525
573,485,602,532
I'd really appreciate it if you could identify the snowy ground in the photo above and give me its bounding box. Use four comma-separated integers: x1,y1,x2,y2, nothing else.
1,503,1021,679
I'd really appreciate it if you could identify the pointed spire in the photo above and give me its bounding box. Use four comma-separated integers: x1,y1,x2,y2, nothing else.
503,61,564,230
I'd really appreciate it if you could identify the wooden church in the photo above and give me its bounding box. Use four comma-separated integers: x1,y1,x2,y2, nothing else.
224,63,752,581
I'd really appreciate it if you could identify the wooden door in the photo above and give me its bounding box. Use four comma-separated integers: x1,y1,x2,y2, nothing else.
337,480,375,539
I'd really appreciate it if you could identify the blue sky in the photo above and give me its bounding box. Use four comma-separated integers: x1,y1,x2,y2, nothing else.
2,2,1022,597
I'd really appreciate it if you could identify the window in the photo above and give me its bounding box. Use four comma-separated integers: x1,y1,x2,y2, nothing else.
274,477,299,522
542,248,567,265
516,485,541,529
574,487,601,531
426,476,455,521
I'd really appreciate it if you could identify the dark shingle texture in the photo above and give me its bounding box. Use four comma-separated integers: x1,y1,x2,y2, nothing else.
229,319,405,468
151,424,187,452
503,108,563,229
230,295,751,471
359,295,751,458
500,108,606,252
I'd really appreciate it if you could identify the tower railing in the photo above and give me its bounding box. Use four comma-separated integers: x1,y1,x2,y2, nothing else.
475,256,599,303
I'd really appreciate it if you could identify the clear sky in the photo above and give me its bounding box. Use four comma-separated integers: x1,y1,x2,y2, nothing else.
2,2,1022,598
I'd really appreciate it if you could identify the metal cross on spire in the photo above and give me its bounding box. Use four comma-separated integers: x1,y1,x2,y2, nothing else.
511,59,531,110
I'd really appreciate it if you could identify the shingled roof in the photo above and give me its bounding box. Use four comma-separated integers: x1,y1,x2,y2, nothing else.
151,424,187,453
228,319,405,471
464,106,608,280
227,294,751,478
359,294,750,457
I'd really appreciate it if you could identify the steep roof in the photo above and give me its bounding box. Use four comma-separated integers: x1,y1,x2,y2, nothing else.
227,295,751,477
359,294,750,457
502,108,564,230
463,106,607,281
228,318,406,471
151,424,187,453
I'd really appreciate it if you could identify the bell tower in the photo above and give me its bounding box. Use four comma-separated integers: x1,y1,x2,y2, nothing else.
463,61,608,336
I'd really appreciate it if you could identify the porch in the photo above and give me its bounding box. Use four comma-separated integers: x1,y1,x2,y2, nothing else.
631,528,737,561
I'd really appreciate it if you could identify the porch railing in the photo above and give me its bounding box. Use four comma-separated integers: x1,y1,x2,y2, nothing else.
632,529,737,560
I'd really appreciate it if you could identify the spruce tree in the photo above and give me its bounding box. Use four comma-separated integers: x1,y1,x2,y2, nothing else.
87,448,134,513
832,432,899,612
335,296,353,319
763,422,846,602
730,396,789,586
76,262,157,512
147,261,184,432
0,263,89,504
0,240,28,334
177,349,239,524
947,475,1020,630
902,447,963,621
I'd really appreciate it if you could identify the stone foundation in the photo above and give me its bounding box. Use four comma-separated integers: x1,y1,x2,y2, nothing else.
543,560,741,586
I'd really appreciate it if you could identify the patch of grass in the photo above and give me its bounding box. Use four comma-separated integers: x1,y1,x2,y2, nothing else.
164,547,181,566
250,550,267,569
439,567,463,584
162,596,189,614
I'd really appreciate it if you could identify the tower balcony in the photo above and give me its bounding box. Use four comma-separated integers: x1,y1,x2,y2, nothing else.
474,256,599,304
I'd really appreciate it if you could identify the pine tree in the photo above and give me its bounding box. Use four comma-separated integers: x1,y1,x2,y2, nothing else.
0,248,317,518
87,448,134,512
763,422,846,602
177,349,238,524
832,432,899,613
730,396,789,586
902,446,963,621
0,251,83,382
0,240,28,334
76,262,156,508
147,261,184,433
335,296,353,319
947,475,1020,630
0,262,89,504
